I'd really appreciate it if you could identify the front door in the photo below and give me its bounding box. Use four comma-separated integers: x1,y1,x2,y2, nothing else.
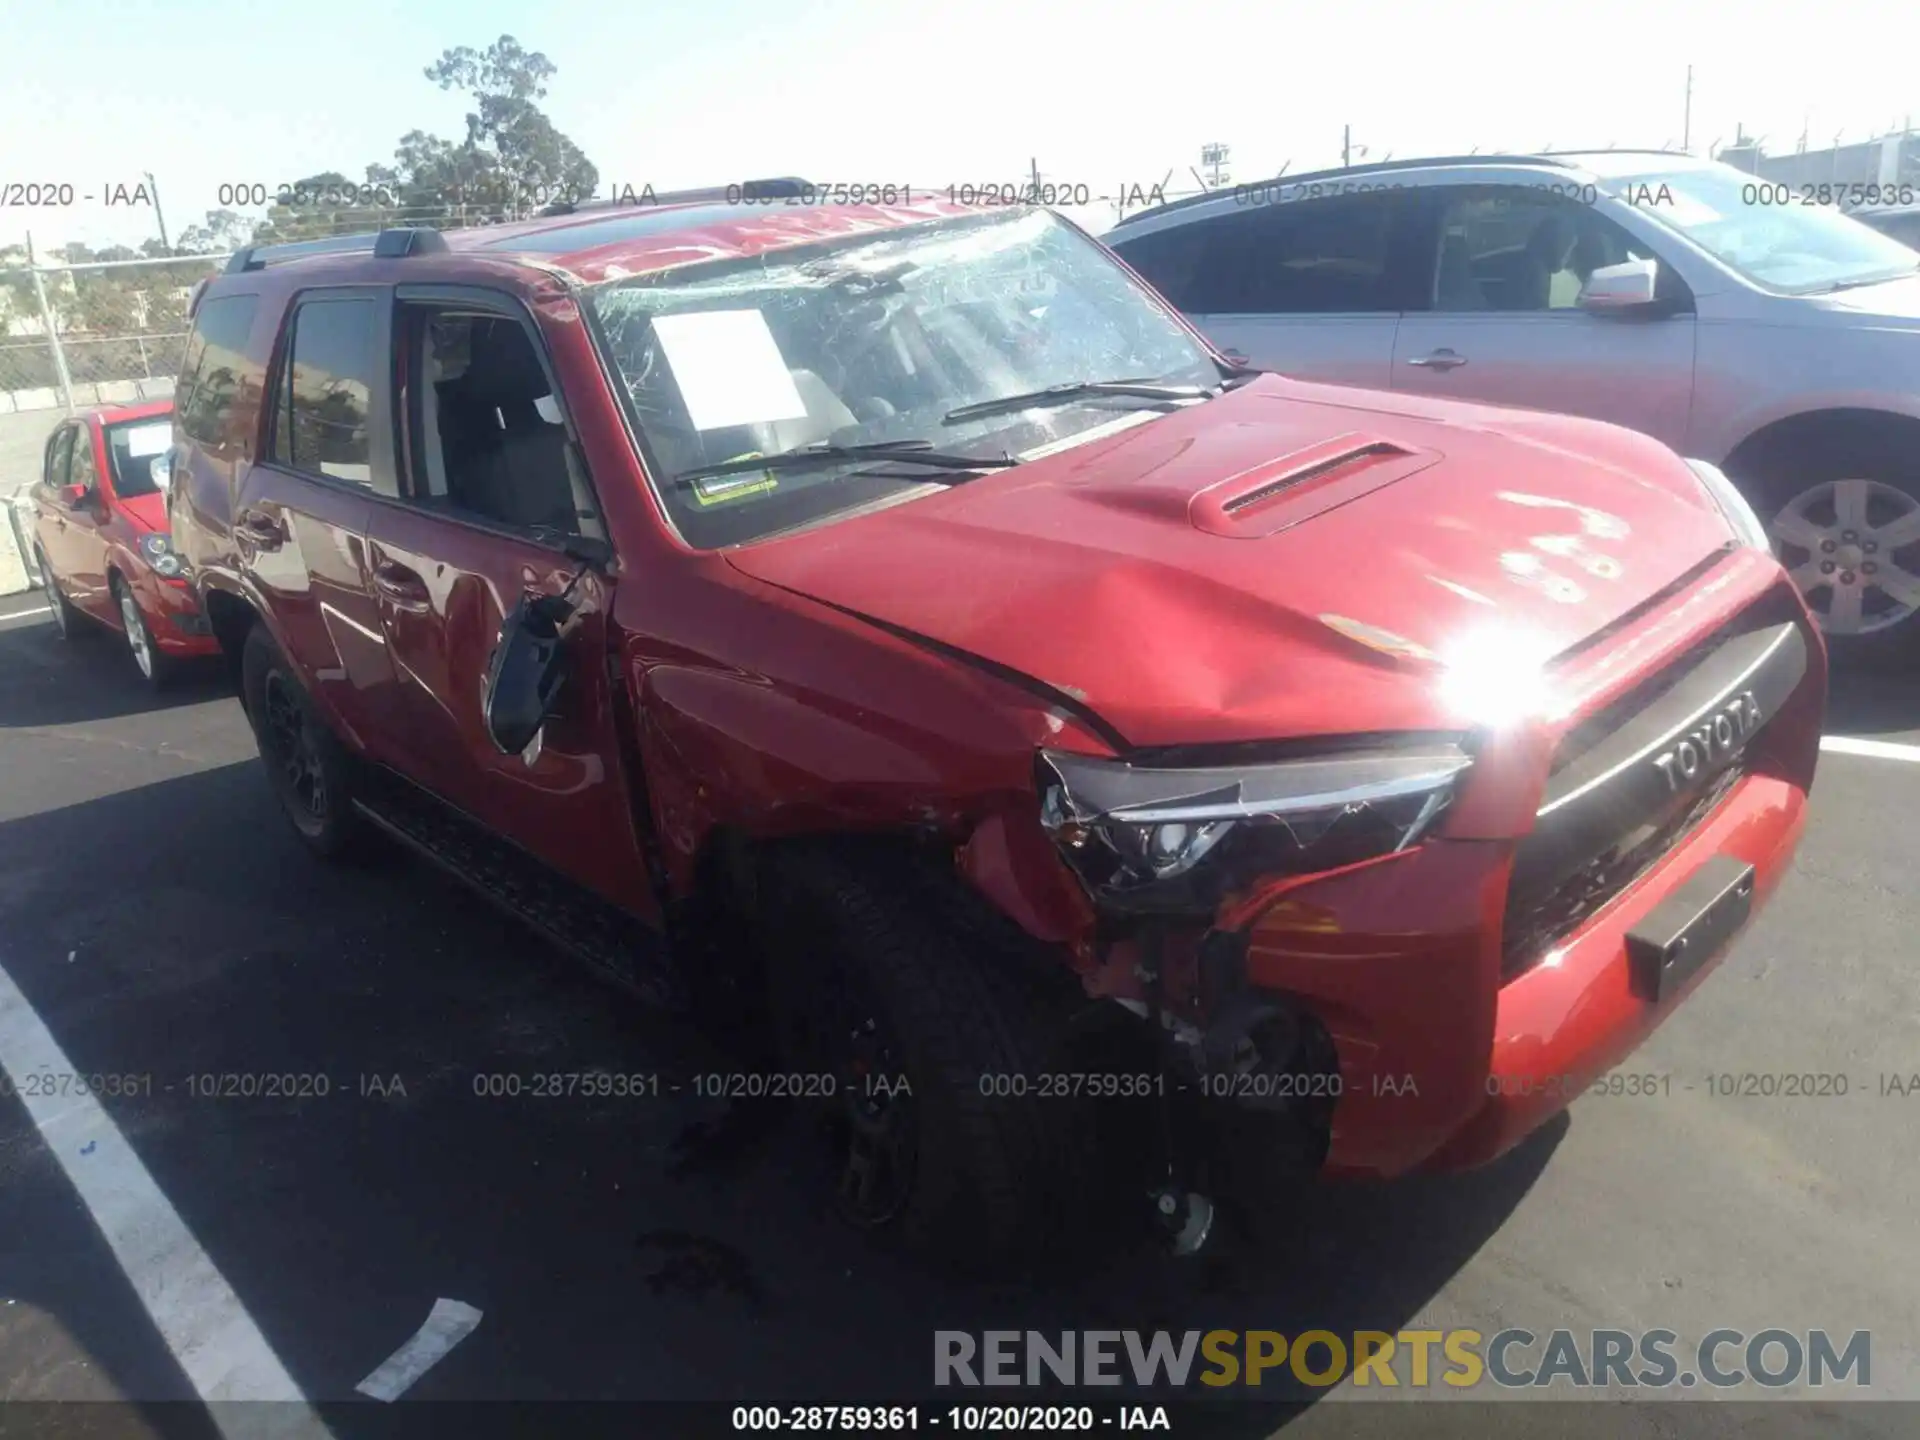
1391,187,1698,450
361,289,654,922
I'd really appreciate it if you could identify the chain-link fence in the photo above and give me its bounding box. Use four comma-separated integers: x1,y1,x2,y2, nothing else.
0,252,233,412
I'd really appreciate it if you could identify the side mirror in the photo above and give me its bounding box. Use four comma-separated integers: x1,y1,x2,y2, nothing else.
61,482,95,508
1578,258,1660,312
482,594,575,758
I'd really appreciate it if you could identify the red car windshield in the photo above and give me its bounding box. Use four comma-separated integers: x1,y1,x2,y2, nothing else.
585,207,1219,548
103,415,176,499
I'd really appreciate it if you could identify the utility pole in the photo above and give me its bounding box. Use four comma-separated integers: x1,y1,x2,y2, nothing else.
1199,143,1230,189
1029,156,1042,198
1343,124,1351,168
1682,66,1692,152
145,171,170,252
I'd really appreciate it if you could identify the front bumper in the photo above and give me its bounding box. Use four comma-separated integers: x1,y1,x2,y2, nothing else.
132,567,220,655
1224,557,1824,1178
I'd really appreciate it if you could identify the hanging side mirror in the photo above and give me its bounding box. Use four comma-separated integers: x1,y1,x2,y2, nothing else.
482,593,576,757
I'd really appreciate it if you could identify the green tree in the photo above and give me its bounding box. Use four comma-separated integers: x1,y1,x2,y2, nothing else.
176,209,258,255
423,35,598,219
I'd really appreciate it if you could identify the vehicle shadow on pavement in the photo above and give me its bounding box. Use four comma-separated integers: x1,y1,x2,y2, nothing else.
1826,666,1920,739
0,614,228,727
0,758,1562,1433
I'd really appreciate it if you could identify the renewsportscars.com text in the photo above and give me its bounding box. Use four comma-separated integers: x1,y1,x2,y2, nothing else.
934,1329,1871,1391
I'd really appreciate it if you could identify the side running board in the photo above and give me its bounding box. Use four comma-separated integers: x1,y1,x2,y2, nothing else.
351,765,683,1010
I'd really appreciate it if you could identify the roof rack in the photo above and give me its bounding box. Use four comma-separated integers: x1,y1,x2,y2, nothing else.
1110,153,1581,229
224,225,449,274
535,177,813,218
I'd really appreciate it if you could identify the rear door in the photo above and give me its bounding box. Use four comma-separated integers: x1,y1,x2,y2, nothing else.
236,287,397,751
1109,191,1420,389
1390,186,1698,448
31,424,81,594
360,284,654,920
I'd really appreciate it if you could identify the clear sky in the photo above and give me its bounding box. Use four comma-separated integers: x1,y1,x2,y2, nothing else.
5,0,1916,252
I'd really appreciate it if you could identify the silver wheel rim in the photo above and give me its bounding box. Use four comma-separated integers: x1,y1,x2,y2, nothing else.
1769,477,1920,636
120,588,154,678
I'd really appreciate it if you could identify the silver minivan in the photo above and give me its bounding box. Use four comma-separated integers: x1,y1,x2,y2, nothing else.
1106,151,1920,656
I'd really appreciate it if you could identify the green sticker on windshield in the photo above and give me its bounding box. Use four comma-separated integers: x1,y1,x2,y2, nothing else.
690,453,780,507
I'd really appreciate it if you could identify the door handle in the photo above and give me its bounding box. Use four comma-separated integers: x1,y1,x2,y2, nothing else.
238,509,284,549
372,560,431,611
1407,348,1468,371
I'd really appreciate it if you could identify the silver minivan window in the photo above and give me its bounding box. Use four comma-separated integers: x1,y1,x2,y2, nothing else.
1609,167,1920,294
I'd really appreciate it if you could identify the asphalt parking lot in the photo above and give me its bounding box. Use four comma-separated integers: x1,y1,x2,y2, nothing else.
1,587,1917,1440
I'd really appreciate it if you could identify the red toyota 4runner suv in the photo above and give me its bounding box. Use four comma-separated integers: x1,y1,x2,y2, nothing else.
168,190,1825,1267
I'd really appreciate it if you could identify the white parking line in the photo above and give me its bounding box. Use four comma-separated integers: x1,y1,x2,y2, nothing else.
1822,735,1920,763
0,603,52,622
0,957,335,1438
355,1298,483,1401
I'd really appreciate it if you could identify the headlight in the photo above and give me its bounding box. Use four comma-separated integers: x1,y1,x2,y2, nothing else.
1685,458,1771,554
139,532,186,578
1036,743,1473,916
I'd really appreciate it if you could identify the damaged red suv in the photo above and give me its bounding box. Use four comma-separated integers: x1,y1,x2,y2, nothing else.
168,190,1824,1267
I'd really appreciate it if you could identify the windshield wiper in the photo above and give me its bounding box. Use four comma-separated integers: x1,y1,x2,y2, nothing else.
941,378,1216,426
672,439,1019,486
1817,264,1920,294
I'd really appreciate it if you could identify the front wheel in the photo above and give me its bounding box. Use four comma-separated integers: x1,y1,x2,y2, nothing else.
757,847,1084,1273
114,577,179,689
1745,448,1920,661
241,623,364,858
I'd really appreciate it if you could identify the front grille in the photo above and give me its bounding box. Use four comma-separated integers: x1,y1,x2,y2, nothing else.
1501,762,1743,976
1499,601,1810,981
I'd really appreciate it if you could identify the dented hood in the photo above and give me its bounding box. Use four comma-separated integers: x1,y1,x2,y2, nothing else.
725,377,1736,748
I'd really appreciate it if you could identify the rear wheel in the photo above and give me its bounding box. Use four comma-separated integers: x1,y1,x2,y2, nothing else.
1740,441,1920,662
114,576,179,689
36,550,89,642
241,623,365,858
757,846,1084,1273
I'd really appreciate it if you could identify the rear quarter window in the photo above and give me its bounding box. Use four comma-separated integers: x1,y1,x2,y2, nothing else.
176,293,264,452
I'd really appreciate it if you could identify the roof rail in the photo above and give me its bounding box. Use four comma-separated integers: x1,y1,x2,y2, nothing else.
535,177,813,218
1109,153,1581,229
223,225,450,274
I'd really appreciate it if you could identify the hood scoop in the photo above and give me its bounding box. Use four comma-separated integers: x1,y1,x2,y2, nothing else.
1188,431,1442,538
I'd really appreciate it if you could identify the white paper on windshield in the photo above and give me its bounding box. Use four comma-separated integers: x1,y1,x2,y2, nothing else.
651,309,807,432
124,422,171,457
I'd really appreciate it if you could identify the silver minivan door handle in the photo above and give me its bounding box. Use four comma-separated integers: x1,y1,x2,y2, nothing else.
1407,348,1468,371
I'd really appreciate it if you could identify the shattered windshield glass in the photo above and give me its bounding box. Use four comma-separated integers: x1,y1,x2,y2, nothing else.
585,207,1219,547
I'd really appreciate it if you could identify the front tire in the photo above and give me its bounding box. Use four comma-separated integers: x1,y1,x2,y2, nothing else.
114,576,179,689
757,846,1083,1273
241,623,364,859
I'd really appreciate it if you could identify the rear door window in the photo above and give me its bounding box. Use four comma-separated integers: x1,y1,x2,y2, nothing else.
43,426,76,489
1114,193,1413,314
176,294,263,451
269,296,391,493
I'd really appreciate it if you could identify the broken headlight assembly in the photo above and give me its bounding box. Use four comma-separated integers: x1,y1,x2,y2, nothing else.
1036,743,1474,916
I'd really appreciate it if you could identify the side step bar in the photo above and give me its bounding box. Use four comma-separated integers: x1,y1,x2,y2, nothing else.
351,765,684,1010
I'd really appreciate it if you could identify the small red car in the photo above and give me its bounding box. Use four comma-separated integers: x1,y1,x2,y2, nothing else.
29,398,218,685
168,191,1824,1268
